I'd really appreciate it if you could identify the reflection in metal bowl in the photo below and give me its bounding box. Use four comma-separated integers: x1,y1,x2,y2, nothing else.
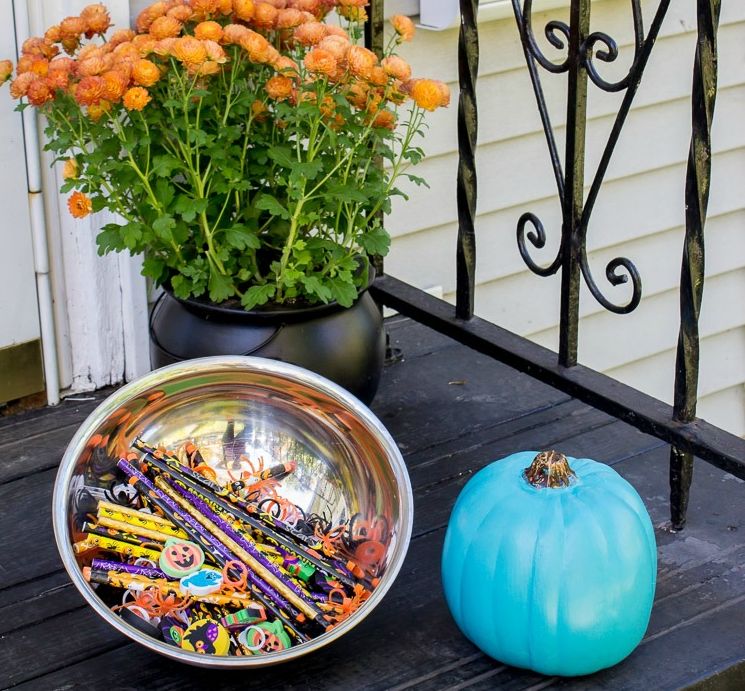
53,356,412,667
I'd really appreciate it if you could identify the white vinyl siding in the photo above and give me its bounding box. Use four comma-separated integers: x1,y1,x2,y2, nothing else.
386,0,745,436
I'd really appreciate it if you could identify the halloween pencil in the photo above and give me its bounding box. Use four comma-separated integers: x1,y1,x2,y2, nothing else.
73,534,162,561
91,558,167,580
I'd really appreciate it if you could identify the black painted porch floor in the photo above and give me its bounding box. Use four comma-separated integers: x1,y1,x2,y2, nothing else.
1,317,744,690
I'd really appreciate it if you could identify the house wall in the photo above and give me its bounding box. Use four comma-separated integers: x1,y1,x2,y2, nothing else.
386,0,745,436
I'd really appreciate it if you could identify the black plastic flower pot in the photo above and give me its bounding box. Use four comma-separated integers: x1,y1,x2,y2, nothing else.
149,282,385,405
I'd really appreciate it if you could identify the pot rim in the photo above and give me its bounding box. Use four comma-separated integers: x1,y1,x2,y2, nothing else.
52,355,413,668
164,265,377,323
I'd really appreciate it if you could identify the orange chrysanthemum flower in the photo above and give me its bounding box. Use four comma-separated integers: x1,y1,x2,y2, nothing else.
113,42,142,65
345,80,369,109
0,59,13,84
294,21,325,46
132,34,158,56
203,40,228,63
277,8,303,29
28,57,50,78
189,60,221,76
291,0,320,14
346,45,377,79
60,38,80,56
191,0,221,20
62,158,78,180
123,86,151,111
68,191,93,219
217,0,234,14
338,5,367,22
233,0,255,20
372,109,396,130
59,16,87,41
15,55,34,75
318,35,349,62
101,70,129,102
222,24,250,45
324,25,349,39
136,2,167,33
195,21,223,42
304,48,336,77
435,80,451,108
87,99,112,121
74,76,106,105
153,38,177,57
381,55,410,81
240,32,273,63
274,55,300,79
109,29,136,47
132,59,160,86
149,16,183,40
253,2,279,29
265,74,293,100
81,4,111,35
9,73,37,99
167,6,194,22
77,56,107,77
410,78,448,111
45,26,62,43
46,68,70,90
391,14,415,41
21,37,58,59
251,99,269,122
26,77,53,105
172,36,208,65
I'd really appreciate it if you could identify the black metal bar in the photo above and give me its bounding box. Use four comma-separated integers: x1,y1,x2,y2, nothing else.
557,0,590,367
669,0,721,530
371,275,745,477
455,0,479,320
364,0,385,277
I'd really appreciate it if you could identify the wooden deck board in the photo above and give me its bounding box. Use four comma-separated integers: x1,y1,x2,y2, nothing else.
1,319,744,690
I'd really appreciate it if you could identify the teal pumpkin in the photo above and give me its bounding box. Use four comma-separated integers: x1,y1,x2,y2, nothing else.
441,450,656,677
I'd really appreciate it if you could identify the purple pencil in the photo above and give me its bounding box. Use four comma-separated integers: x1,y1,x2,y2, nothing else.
91,558,167,580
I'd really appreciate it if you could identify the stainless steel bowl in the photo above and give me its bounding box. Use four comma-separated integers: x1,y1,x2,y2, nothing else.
53,356,412,667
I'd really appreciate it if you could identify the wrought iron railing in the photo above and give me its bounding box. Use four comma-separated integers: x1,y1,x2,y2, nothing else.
366,0,745,529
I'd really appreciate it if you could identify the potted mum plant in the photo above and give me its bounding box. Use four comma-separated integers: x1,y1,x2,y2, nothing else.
1,0,448,403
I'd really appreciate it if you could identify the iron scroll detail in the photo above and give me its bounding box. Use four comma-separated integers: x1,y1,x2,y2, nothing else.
511,0,671,353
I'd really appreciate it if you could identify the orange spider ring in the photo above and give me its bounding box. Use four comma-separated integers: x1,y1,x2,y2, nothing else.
222,560,249,592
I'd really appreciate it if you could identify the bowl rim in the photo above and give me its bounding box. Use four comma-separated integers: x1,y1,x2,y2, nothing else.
52,355,413,667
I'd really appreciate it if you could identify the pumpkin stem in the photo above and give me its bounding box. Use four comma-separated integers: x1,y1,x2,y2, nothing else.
523,450,576,489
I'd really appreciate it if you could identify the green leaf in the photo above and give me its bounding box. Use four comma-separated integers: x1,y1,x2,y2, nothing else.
358,226,391,256
170,274,191,299
241,284,276,310
301,275,332,303
326,183,368,204
152,215,176,241
208,268,234,302
255,194,291,220
223,226,260,250
151,154,182,177
141,255,166,282
267,145,294,169
174,196,208,223
329,277,358,308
